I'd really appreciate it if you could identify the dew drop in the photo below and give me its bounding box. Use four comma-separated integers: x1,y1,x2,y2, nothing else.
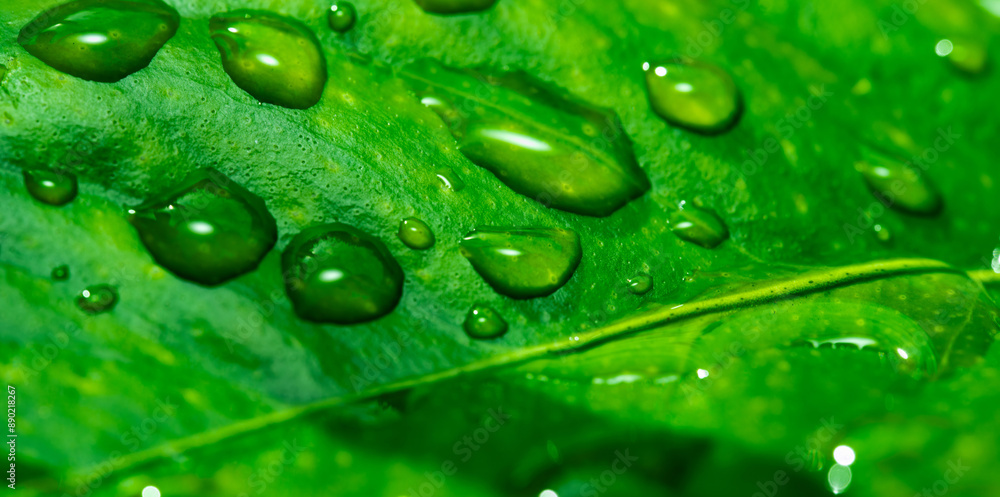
209,10,327,109
398,217,435,250
936,38,989,76
856,147,942,216
76,284,118,314
873,224,891,243
327,2,357,32
626,273,652,295
463,304,508,339
282,223,404,324
23,169,78,206
405,61,649,216
670,203,729,248
460,227,581,299
643,58,741,134
434,167,466,192
412,0,497,14
18,0,180,82
128,168,278,286
51,265,70,281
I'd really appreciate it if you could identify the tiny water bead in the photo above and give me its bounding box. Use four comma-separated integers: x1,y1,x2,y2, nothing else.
209,10,328,109
856,147,942,216
76,284,118,314
398,217,435,250
128,168,278,286
406,61,650,217
51,265,70,281
463,304,508,339
18,0,180,82
935,38,989,75
626,273,652,295
23,169,78,206
460,227,581,299
282,223,404,324
669,203,729,248
327,2,357,33
643,59,741,134
434,167,465,192
412,0,497,14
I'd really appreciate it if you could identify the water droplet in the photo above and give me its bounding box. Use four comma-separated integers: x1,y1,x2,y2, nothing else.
936,38,988,75
460,227,581,299
873,224,891,243
856,147,942,216
643,58,741,134
209,10,327,109
398,217,435,250
327,2,357,33
76,284,118,314
412,0,497,14
434,167,465,192
463,304,508,339
282,223,404,324
670,203,729,248
405,61,649,216
23,169,78,206
18,0,179,82
128,168,278,286
51,265,70,281
626,273,652,295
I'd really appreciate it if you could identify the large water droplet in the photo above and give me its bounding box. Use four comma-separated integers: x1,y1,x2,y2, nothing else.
460,227,581,299
626,273,653,295
398,217,435,250
18,0,179,82
209,10,327,109
128,168,278,286
52,265,70,281
464,304,508,339
76,284,118,314
23,169,78,206
282,223,404,324
670,203,729,248
412,0,497,14
643,58,741,134
856,147,942,216
405,61,649,216
327,2,357,33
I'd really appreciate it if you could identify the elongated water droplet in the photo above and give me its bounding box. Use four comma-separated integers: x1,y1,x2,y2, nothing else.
52,265,70,281
643,58,741,134
282,223,404,324
670,203,729,248
460,227,581,299
405,61,649,216
627,273,652,295
327,2,357,33
435,167,465,192
412,0,497,14
76,284,118,314
128,168,278,286
935,38,988,76
209,10,327,109
398,217,435,250
856,147,942,216
464,304,508,339
18,0,179,82
23,169,78,206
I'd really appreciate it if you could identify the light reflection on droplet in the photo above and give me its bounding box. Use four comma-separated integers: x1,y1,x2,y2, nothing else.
696,368,710,379
654,66,667,77
827,464,852,494
142,486,161,497
935,39,954,57
896,348,909,360
539,489,558,497
833,445,856,466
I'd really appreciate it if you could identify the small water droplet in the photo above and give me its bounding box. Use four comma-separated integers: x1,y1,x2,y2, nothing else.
412,0,497,14
856,147,942,216
209,10,327,109
327,2,357,33
51,265,70,281
398,217,435,250
936,38,989,76
873,224,891,243
23,169,78,206
626,273,652,295
460,227,581,299
463,304,508,339
643,58,741,134
128,168,278,286
434,167,465,192
76,284,118,314
282,223,404,324
670,203,729,248
18,0,180,82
